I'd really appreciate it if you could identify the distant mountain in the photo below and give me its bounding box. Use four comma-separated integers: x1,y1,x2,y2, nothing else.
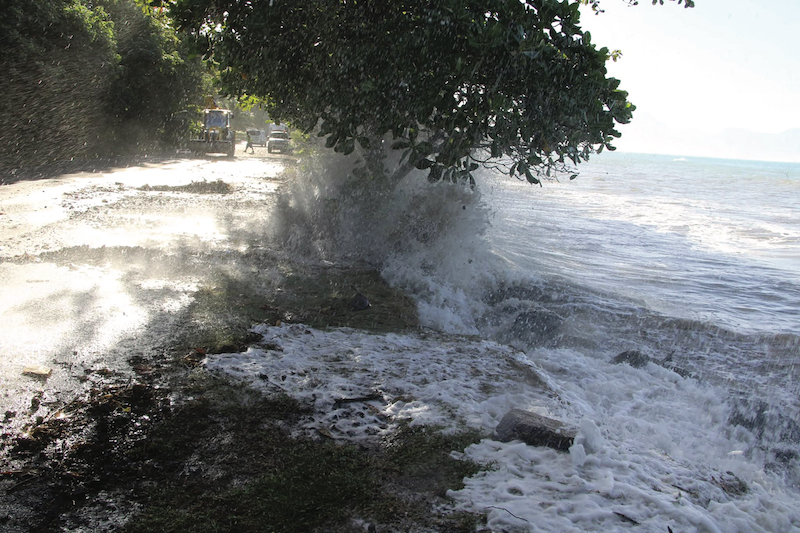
613,114,800,163
716,128,800,162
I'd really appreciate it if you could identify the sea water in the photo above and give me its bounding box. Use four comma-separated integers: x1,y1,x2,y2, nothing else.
381,152,800,398
486,153,800,332
214,150,800,531
480,153,800,399
385,152,800,530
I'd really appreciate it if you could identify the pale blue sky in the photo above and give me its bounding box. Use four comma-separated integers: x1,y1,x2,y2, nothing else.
579,0,800,159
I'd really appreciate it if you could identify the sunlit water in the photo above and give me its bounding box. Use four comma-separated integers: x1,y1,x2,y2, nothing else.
487,154,799,331
366,152,800,530
476,154,800,394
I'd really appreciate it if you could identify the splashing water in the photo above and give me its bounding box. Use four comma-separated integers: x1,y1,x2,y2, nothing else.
259,148,800,530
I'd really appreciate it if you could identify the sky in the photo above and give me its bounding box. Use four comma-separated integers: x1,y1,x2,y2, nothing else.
577,0,800,160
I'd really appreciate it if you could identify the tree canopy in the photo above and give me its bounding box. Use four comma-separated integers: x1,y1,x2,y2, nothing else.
1,0,117,171
0,0,209,176
165,0,646,184
581,0,694,13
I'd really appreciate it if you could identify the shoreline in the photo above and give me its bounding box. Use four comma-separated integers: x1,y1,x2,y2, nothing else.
0,158,489,531
2,155,798,532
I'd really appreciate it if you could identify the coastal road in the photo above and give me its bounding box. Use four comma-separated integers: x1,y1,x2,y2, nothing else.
0,151,290,432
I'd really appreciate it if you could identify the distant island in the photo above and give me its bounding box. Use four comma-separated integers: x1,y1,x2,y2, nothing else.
615,114,800,163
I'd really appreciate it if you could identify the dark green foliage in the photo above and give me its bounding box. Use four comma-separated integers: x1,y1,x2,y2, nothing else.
0,0,208,175
98,0,209,152
164,0,638,183
0,0,117,170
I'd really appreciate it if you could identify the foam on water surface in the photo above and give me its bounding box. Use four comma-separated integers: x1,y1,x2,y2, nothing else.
206,323,800,532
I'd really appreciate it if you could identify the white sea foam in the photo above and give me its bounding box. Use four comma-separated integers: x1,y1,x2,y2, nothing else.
205,323,800,532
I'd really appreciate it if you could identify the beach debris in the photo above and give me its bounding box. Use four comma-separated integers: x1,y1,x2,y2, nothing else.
184,348,206,365
317,426,335,440
29,396,41,415
262,341,282,351
21,365,52,378
611,350,650,368
332,391,383,407
613,511,640,525
351,286,371,311
365,404,389,420
494,409,576,451
712,471,748,496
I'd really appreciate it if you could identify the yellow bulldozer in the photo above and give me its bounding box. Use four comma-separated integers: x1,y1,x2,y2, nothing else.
188,97,236,157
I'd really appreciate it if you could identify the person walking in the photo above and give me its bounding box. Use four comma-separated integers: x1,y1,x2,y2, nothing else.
245,131,254,153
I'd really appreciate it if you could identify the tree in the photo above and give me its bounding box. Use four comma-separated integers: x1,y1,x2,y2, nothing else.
98,0,211,152
0,0,117,173
165,0,641,185
0,0,211,177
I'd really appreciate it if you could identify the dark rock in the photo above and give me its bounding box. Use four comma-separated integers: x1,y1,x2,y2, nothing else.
351,291,371,311
659,361,692,378
658,352,691,378
494,409,576,451
713,471,748,496
507,306,564,344
611,350,650,368
728,398,800,447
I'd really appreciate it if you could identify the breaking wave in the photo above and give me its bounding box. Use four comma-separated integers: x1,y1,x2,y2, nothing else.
269,147,800,485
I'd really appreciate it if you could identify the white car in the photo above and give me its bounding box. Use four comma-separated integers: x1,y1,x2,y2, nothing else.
267,130,291,153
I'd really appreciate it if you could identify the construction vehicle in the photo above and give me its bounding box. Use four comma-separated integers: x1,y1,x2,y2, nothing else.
188,98,236,157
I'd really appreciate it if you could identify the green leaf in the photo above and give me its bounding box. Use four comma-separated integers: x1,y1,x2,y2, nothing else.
415,158,434,170
391,140,411,150
341,138,355,155
427,165,442,183
357,136,371,149
524,168,539,185
319,121,334,136
415,141,433,155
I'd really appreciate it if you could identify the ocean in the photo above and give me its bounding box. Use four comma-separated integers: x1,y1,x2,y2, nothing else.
477,153,800,412
375,152,800,402
226,149,800,531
